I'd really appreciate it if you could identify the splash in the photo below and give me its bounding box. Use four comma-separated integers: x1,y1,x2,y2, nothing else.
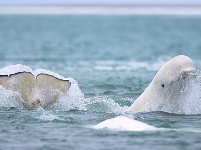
181,70,201,114
146,71,201,115
83,96,129,115
0,85,23,108
49,78,85,111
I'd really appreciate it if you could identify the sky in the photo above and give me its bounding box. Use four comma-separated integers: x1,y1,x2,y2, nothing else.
0,0,201,6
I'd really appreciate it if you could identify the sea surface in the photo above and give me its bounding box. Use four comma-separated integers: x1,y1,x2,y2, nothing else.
0,14,201,150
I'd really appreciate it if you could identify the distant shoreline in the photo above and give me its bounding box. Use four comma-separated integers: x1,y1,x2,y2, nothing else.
0,6,201,15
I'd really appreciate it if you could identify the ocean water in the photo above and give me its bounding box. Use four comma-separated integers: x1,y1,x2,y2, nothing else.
0,14,201,149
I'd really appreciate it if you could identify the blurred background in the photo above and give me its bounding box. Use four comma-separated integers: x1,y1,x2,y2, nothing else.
0,0,201,99
1,0,201,5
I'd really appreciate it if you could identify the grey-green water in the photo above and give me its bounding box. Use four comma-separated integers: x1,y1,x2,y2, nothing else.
0,15,201,149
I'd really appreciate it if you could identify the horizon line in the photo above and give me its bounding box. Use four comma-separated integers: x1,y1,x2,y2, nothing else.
1,6,201,15
1,4,201,7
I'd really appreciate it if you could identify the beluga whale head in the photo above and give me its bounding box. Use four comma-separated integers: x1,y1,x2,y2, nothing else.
130,55,197,114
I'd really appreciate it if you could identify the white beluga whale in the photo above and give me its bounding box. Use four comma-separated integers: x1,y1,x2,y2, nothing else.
130,55,197,113
0,64,71,109
94,55,197,131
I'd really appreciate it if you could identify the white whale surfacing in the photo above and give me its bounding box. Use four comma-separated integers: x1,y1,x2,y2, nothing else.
94,55,199,131
130,55,198,114
94,116,156,131
0,64,71,109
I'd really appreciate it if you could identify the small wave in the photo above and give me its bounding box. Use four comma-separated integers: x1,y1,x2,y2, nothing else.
93,56,171,71
83,96,129,115
33,108,64,121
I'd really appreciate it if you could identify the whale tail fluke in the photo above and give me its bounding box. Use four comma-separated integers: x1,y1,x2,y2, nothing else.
0,72,71,108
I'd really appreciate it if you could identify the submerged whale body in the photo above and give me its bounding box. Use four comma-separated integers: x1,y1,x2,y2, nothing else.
0,64,71,108
130,55,197,113
94,116,156,131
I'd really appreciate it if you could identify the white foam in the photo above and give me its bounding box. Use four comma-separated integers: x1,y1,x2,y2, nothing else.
0,85,23,108
34,69,68,80
93,116,156,131
0,64,69,81
84,96,129,115
49,78,85,111
0,64,33,76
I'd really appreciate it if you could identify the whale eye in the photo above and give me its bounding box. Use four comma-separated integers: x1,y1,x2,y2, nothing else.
161,84,165,88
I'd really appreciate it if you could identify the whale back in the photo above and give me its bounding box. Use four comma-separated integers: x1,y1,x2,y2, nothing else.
94,116,156,131
130,55,197,113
